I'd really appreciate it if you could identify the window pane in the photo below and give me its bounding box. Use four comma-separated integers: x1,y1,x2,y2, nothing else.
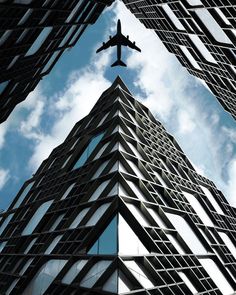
45,235,63,254
183,191,214,226
195,9,231,44
61,183,75,200
26,27,53,56
62,260,88,284
22,200,53,235
0,213,13,236
86,203,110,226
199,258,234,295
69,208,90,229
13,181,35,209
22,259,67,295
166,212,207,254
118,214,149,255
88,216,117,254
124,261,154,288
80,261,112,288
178,272,198,294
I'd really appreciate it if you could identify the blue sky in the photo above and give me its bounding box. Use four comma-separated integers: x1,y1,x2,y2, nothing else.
0,1,236,210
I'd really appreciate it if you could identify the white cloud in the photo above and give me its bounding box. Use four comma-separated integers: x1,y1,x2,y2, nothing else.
27,51,112,170
0,169,9,190
177,110,196,134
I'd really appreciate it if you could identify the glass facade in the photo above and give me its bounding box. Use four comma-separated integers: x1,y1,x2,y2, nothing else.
22,259,67,295
88,216,117,254
73,132,104,169
26,27,53,56
22,200,53,235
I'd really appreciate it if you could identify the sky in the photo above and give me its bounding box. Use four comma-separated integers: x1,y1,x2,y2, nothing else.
0,1,236,210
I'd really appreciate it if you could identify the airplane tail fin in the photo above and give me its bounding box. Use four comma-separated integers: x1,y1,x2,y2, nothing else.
111,60,127,67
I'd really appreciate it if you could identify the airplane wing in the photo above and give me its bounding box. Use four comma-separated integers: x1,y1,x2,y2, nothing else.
121,35,141,52
96,35,118,53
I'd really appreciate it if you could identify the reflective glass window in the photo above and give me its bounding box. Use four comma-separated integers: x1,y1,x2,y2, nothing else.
199,258,234,295
74,133,104,169
45,235,63,254
69,208,90,229
13,181,35,209
26,27,53,56
0,213,13,236
166,212,207,254
80,260,112,288
61,183,75,200
22,200,53,235
88,216,117,254
0,81,9,95
62,260,88,284
22,259,67,295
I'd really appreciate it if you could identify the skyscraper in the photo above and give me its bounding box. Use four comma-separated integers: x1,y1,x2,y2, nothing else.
0,0,113,123
0,76,235,294
122,0,236,119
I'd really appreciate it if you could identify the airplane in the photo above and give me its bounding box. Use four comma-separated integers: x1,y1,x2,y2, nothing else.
96,19,141,67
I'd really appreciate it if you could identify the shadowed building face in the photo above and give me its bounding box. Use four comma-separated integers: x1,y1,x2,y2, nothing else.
0,0,114,123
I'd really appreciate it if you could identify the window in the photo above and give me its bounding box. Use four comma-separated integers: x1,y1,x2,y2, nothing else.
91,160,109,180
19,258,33,275
18,9,32,25
74,133,104,169
62,260,88,284
119,215,149,255
0,30,11,46
26,27,53,56
200,185,224,214
0,213,13,236
0,241,7,252
61,183,75,200
22,200,53,235
199,258,234,295
127,180,148,201
103,270,131,293
124,261,154,288
86,203,110,226
195,9,231,44
49,214,64,231
0,81,9,95
126,203,150,227
66,2,83,23
162,4,185,30
179,45,201,70
42,52,59,73
89,216,117,254
45,235,63,254
7,56,19,70
189,34,217,63
59,26,77,47
69,208,90,229
166,234,185,254
218,232,236,260
178,272,198,294
22,260,67,295
14,0,32,3
147,207,167,228
183,191,214,226
89,180,110,202
80,260,112,288
24,238,37,253
166,212,207,254
154,171,167,188
13,181,35,209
